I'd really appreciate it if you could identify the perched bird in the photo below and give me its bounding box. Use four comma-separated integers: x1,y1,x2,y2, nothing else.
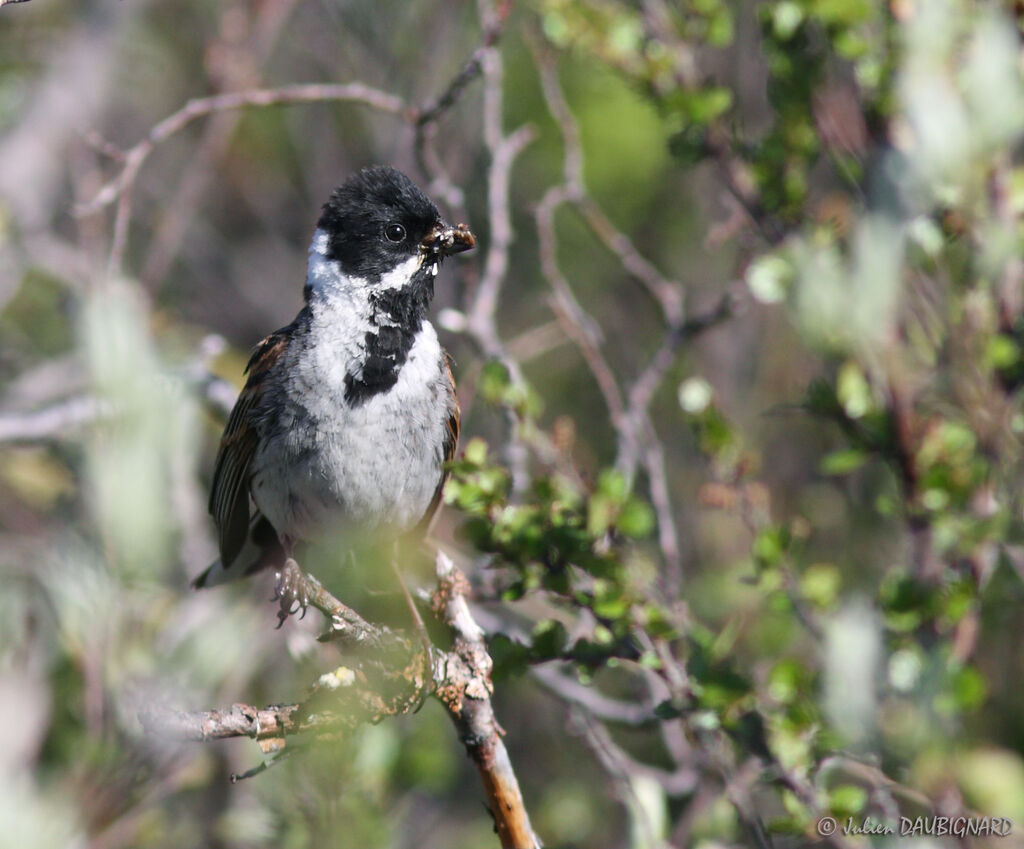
193,166,474,617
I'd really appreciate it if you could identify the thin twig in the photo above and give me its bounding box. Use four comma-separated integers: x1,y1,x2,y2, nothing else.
448,0,544,495
531,33,741,591
537,186,624,424
0,370,237,446
413,0,512,130
575,709,698,796
139,0,302,288
77,83,408,275
532,664,656,726
467,125,536,354
413,0,513,213
299,570,411,653
0,396,107,444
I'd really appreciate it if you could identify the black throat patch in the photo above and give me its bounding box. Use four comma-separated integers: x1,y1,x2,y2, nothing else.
344,266,435,406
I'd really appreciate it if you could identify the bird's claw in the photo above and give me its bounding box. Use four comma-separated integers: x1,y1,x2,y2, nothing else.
272,558,309,628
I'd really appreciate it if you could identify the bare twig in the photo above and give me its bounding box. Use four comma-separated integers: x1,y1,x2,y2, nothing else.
570,708,692,849
532,37,684,324
139,0,302,289
577,196,684,324
74,0,516,281
78,83,408,275
413,0,511,131
706,127,786,246
444,0,550,495
536,181,625,431
723,757,777,849
413,0,514,213
532,664,656,726
575,709,698,797
0,396,107,444
466,124,536,355
299,570,412,654
640,430,684,589
83,84,406,216
0,370,237,446
531,36,740,593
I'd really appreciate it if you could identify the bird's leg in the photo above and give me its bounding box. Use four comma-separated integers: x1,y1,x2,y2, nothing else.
388,544,434,711
272,538,309,628
390,541,433,656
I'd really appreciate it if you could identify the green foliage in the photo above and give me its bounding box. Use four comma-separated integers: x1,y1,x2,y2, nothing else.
448,433,662,671
6,0,1024,847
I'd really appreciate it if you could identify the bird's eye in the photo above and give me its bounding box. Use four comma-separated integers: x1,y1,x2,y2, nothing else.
384,223,406,243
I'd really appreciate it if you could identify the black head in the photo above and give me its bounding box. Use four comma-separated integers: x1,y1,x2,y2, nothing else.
317,166,474,282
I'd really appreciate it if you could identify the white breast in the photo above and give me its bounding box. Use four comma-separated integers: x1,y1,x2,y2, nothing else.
249,236,451,544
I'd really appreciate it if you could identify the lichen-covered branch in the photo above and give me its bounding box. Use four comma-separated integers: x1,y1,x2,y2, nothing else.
141,550,538,849
139,702,307,742
432,550,540,849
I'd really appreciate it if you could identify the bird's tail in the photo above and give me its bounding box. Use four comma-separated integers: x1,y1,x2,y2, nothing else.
192,557,232,589
193,514,284,589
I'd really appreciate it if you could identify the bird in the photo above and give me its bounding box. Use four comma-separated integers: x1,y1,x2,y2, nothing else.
193,165,474,622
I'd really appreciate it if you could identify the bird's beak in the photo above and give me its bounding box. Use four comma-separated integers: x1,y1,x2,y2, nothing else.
421,222,476,257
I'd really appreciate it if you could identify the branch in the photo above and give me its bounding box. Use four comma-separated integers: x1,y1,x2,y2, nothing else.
413,0,514,213
532,36,683,325
0,334,238,446
532,665,656,726
466,123,536,356
80,5,513,280
0,396,107,444
77,83,408,275
432,551,540,849
0,377,234,445
706,125,787,246
139,0,302,288
412,0,511,130
139,702,308,741
300,570,413,654
82,83,407,216
142,551,539,849
440,0,556,496
573,709,698,797
530,36,744,589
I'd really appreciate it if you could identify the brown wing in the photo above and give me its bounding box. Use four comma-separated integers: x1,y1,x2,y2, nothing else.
417,351,460,533
208,329,290,567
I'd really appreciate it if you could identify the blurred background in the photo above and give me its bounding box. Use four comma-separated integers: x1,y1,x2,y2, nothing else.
3,0,1024,847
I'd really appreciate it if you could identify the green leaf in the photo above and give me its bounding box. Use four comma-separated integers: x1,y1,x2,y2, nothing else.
530,619,569,660
800,562,841,608
478,360,512,403
828,784,868,817
949,665,987,712
837,361,873,419
767,659,807,704
956,749,1024,820
753,526,790,569
664,86,733,125
820,449,867,476
617,498,655,538
463,437,489,467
